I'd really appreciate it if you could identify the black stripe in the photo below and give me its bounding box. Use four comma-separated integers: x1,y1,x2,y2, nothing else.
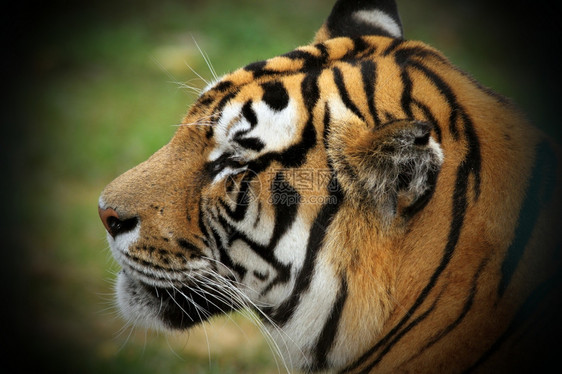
246,44,329,78
360,60,381,127
312,43,330,69
123,251,176,275
244,60,267,74
394,46,449,67
177,238,203,254
338,156,360,183
282,48,325,71
214,90,238,115
343,37,373,61
282,49,316,62
213,80,233,92
382,38,404,56
498,141,557,298
461,111,482,200
383,111,396,122
261,81,290,111
302,69,321,112
244,71,321,170
245,60,266,72
269,172,301,249
401,166,440,219
234,136,265,152
400,68,414,118
333,66,365,122
283,117,317,168
241,100,258,127
209,222,245,278
253,270,269,282
357,284,447,374
198,200,210,243
323,102,331,149
205,126,214,139
313,276,348,370
253,201,262,229
406,60,461,140
412,99,442,143
271,176,343,325
244,59,281,79
198,95,215,107
408,256,489,363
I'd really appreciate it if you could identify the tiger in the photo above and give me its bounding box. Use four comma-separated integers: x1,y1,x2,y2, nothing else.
98,0,562,372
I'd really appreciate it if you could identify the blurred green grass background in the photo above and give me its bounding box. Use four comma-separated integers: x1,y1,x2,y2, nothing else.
3,0,560,373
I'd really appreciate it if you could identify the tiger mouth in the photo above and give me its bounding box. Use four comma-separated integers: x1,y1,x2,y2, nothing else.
119,269,239,330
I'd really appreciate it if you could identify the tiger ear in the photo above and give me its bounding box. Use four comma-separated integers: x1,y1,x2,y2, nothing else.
313,0,403,43
328,119,443,224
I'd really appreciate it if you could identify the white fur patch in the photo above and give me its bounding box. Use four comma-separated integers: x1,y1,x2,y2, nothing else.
109,224,141,259
428,137,444,163
115,271,170,331
328,94,361,124
209,99,299,164
210,101,245,162
245,100,298,152
353,9,402,38
274,215,310,267
268,256,341,368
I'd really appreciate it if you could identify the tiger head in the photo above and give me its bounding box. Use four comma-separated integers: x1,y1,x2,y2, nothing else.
99,0,561,372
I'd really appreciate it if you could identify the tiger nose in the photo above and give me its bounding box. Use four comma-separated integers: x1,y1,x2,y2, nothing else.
98,206,139,238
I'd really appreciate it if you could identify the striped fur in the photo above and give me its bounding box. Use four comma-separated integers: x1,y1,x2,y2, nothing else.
99,1,562,372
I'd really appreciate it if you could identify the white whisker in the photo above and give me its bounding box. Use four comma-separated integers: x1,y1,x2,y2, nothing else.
192,35,218,81
150,56,198,97
172,80,203,96
173,122,213,127
165,289,196,324
185,61,211,86
195,262,299,373
185,294,213,365
174,114,216,128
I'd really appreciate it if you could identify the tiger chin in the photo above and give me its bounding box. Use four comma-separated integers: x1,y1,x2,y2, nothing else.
98,0,562,373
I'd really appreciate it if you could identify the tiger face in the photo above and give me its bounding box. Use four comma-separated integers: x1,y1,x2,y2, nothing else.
99,0,562,372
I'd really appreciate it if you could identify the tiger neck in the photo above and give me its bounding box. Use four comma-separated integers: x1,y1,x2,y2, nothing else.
260,205,403,371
